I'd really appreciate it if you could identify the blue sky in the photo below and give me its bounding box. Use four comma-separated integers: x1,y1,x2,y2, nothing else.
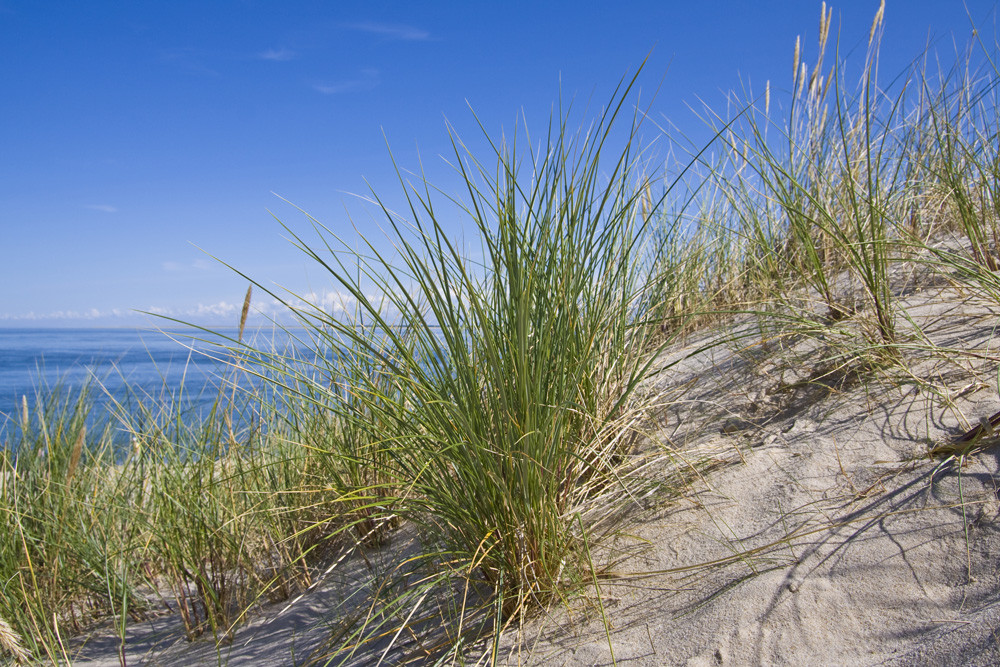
1,1,996,328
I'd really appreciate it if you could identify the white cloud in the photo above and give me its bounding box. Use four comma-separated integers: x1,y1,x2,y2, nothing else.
279,289,408,323
313,69,379,95
84,204,118,213
0,308,108,321
160,47,220,77
162,259,212,272
259,48,296,61
342,21,430,41
193,301,238,317
313,81,363,95
0,288,400,327
0,311,35,321
296,289,360,315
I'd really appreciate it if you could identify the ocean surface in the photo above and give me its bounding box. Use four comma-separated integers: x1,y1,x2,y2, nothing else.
0,327,303,433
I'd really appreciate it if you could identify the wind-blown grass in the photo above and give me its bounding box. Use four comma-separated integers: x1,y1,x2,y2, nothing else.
651,1,999,377
3,3,1000,664
229,71,676,659
0,385,141,663
0,362,364,663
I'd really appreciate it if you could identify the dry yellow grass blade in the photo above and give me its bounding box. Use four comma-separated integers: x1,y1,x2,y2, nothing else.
66,425,84,483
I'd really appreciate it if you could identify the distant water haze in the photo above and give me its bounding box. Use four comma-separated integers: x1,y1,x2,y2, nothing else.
0,327,311,436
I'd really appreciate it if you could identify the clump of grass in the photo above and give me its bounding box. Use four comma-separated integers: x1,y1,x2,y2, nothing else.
113,342,361,642
228,71,671,658
5,4,1000,663
900,27,1000,309
0,346,371,661
0,384,147,663
649,1,986,371
648,2,1000,450
718,1,902,355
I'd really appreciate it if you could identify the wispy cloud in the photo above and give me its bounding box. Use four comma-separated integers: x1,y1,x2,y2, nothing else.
150,299,278,321
258,47,296,62
0,311,36,321
162,259,212,272
193,301,239,318
284,288,405,321
342,21,430,41
1,307,107,321
0,288,386,326
160,47,220,77
84,204,118,213
296,290,359,315
313,68,379,95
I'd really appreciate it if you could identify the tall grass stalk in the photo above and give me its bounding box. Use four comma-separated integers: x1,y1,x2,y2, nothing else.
226,72,671,658
657,1,914,364
4,5,1000,663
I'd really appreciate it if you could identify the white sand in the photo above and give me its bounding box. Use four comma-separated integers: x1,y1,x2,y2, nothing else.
71,286,1000,666
494,289,1000,666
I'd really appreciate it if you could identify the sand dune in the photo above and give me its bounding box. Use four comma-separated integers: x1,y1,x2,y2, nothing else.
72,284,1000,666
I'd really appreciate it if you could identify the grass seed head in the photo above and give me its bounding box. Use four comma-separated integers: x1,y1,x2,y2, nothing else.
793,35,801,85
0,614,30,664
869,0,885,47
238,285,253,344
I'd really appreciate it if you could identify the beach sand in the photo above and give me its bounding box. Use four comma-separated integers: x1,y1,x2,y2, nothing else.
71,284,1000,666
493,292,1000,665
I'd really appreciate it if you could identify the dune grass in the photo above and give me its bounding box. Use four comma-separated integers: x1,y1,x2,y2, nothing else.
226,70,676,659
0,359,366,663
3,3,1000,664
653,1,1000,378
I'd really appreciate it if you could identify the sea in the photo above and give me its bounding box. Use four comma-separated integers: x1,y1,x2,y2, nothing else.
0,327,304,439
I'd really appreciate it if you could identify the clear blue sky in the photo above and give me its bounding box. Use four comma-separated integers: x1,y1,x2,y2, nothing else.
1,1,995,327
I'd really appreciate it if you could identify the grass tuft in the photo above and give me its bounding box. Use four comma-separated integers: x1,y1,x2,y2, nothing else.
3,3,1000,663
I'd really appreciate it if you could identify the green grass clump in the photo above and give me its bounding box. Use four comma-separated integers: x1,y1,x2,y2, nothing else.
0,386,142,663
235,72,669,655
4,3,1000,663
650,1,1000,375
0,366,366,662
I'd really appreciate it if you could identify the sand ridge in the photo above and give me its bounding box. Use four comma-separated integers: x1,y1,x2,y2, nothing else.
492,291,1000,666
70,287,1000,666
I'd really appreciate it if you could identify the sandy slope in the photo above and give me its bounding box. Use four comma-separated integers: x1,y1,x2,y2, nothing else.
71,286,1000,666
494,290,1000,666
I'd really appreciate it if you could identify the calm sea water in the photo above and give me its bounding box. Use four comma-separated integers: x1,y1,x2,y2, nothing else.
0,327,301,429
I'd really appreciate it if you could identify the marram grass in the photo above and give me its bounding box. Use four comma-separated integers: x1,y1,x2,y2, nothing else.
3,3,1000,663
232,69,673,656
